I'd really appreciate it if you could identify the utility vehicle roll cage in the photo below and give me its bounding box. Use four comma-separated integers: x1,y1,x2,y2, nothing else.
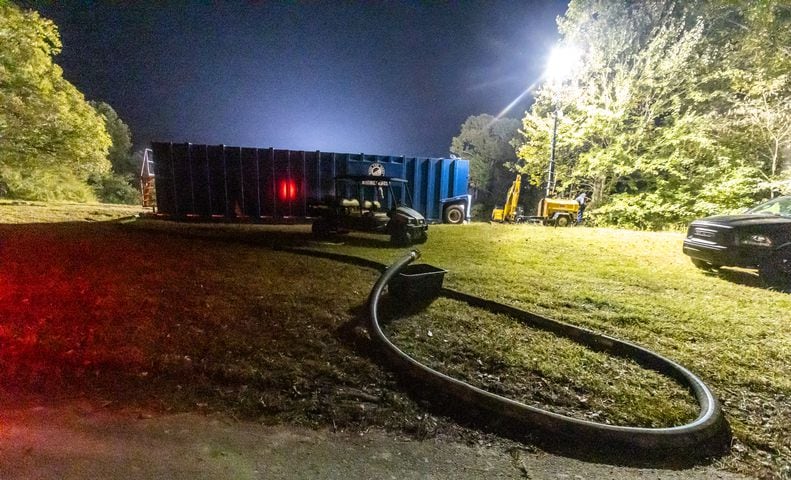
333,175,414,211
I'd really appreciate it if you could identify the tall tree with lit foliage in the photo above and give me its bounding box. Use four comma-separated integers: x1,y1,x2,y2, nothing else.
515,0,791,229
0,2,111,201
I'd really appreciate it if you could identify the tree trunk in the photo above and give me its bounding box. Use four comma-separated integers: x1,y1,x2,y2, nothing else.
592,176,608,205
770,137,779,198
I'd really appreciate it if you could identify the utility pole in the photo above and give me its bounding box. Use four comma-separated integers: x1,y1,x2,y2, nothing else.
543,44,580,198
546,106,559,197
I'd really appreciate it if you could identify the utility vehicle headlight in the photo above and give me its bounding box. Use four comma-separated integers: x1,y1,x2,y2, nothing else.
740,234,773,247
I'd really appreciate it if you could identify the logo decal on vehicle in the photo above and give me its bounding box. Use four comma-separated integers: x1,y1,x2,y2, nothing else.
368,163,385,177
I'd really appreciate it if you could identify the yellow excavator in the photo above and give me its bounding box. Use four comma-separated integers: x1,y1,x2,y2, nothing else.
491,174,523,222
492,174,580,226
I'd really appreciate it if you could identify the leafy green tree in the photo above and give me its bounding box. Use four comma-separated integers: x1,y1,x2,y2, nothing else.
0,3,111,201
515,0,791,229
708,1,791,197
90,101,136,177
87,100,140,204
450,114,520,213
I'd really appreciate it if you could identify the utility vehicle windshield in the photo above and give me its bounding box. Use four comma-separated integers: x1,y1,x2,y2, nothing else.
335,177,409,209
747,196,791,217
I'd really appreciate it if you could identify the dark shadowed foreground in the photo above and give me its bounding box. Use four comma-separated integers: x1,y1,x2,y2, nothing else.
0,213,787,478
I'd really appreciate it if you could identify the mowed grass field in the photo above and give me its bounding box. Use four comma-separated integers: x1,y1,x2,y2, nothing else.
0,204,788,478
0,199,145,223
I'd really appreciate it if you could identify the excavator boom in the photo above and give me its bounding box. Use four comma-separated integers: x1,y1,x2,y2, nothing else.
491,174,522,222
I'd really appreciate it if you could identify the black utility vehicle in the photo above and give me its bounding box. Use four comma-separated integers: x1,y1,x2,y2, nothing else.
683,196,791,286
309,175,428,245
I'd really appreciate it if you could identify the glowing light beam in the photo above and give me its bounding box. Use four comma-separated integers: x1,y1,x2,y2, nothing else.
492,78,541,122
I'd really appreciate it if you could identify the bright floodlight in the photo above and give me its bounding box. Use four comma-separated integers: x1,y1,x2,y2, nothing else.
545,45,581,84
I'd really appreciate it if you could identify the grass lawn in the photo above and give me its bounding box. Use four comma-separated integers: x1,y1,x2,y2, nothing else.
0,199,145,224
0,206,788,478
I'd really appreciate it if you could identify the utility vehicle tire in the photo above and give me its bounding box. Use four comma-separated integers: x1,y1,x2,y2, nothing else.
759,250,791,289
413,230,428,244
443,205,465,224
390,227,412,246
311,219,332,239
555,215,571,228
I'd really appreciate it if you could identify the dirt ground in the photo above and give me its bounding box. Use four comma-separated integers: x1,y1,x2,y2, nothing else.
0,401,748,480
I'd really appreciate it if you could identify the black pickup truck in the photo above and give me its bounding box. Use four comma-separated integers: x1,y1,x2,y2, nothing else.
682,196,791,287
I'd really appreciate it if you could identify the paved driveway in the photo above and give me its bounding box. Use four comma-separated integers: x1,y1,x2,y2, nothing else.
0,402,747,480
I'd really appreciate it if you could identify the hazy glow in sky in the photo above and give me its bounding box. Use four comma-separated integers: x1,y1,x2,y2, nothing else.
37,1,567,157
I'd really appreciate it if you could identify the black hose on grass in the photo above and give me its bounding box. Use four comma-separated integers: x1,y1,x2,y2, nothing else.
367,250,728,454
120,220,728,455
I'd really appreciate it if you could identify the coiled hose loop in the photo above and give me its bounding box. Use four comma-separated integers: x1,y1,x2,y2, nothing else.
368,251,727,453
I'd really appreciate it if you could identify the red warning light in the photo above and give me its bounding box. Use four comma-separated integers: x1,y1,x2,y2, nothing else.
278,179,298,202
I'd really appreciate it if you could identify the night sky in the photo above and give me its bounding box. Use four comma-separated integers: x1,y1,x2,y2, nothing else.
31,1,568,157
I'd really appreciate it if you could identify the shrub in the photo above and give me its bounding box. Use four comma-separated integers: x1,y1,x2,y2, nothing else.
0,166,97,202
88,173,140,205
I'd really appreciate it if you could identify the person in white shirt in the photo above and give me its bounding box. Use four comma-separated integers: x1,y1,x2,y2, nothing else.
575,192,589,225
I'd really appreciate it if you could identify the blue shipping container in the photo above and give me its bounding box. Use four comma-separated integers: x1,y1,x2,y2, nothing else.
151,142,471,223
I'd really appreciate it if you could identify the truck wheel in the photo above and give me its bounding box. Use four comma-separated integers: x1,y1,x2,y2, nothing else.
443,205,465,224
759,250,791,289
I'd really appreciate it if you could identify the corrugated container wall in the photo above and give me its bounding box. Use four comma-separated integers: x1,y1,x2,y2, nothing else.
151,142,469,223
